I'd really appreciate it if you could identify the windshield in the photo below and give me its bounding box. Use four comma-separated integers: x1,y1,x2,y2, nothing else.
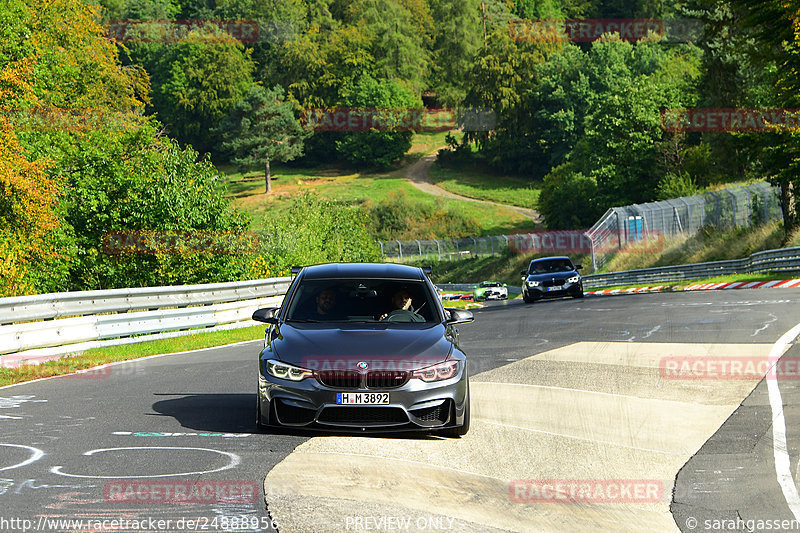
529,259,574,274
285,279,439,323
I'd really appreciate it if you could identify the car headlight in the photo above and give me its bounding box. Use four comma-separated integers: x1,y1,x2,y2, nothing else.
527,280,540,287
411,360,460,382
567,275,580,283
265,359,313,381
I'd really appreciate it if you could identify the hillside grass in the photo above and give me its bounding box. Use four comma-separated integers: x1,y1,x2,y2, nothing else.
428,161,541,209
600,221,800,273
220,134,537,237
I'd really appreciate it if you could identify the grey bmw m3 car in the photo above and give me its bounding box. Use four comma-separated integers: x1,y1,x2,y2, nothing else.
252,263,474,436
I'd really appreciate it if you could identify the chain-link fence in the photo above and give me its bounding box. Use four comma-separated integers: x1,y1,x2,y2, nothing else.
585,182,781,270
378,236,512,261
379,182,782,268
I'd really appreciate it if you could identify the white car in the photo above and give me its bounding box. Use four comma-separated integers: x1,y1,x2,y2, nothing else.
473,281,508,301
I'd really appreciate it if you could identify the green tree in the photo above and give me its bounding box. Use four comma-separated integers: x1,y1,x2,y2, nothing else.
278,25,374,109
0,0,150,295
429,0,482,106
730,0,800,239
61,131,254,290
346,0,432,94
334,75,420,168
215,85,308,193
149,32,255,153
573,36,701,206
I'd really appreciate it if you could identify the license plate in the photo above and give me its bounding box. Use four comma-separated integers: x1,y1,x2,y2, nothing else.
547,286,561,291
336,392,389,405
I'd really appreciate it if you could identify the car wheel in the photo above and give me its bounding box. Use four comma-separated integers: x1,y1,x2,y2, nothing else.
255,396,270,431
522,292,534,304
573,288,584,299
441,383,470,438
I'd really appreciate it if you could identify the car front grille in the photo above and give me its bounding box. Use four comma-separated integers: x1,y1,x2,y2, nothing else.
366,371,409,389
315,370,409,389
317,406,408,426
316,370,361,388
541,279,566,287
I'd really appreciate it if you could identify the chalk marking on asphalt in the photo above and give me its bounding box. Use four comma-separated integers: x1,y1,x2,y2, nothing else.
478,420,684,456
766,321,800,521
50,447,240,479
0,444,46,472
752,313,778,337
643,325,662,339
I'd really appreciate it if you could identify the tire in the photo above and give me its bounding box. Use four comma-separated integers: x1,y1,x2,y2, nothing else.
522,292,534,304
441,383,470,438
255,396,270,431
573,287,584,299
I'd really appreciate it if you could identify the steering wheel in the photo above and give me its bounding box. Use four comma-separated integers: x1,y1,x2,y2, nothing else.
381,309,424,323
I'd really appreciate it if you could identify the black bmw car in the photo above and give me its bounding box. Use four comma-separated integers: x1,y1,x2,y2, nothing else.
251,263,474,436
520,256,584,303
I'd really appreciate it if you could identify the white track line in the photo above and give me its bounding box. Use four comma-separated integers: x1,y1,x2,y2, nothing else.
766,321,800,521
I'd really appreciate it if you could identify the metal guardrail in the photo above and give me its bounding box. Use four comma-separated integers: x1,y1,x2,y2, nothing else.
0,277,292,359
582,246,800,289
0,278,292,324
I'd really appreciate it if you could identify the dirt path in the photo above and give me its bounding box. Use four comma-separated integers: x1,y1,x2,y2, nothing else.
404,146,542,225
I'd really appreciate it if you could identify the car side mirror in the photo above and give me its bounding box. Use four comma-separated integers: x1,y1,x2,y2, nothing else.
575,264,583,270
445,308,474,325
252,307,280,324
520,270,527,277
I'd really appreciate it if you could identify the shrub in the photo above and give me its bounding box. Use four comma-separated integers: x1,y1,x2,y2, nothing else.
656,172,699,200
538,163,603,229
256,193,381,274
366,190,481,240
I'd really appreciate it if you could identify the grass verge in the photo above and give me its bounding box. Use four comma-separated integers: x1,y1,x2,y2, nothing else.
0,325,266,387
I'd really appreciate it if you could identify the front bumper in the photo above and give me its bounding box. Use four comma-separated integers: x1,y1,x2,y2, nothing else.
258,364,468,432
524,281,582,300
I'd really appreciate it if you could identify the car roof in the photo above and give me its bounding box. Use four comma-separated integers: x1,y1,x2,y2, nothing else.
299,263,426,281
530,256,572,263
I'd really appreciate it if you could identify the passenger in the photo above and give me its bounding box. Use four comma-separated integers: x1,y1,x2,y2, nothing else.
309,288,340,320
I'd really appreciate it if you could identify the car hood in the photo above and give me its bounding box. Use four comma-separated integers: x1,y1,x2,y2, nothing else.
268,323,453,371
526,272,578,282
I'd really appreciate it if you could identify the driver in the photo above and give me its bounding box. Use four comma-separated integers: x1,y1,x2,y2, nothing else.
379,289,425,322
